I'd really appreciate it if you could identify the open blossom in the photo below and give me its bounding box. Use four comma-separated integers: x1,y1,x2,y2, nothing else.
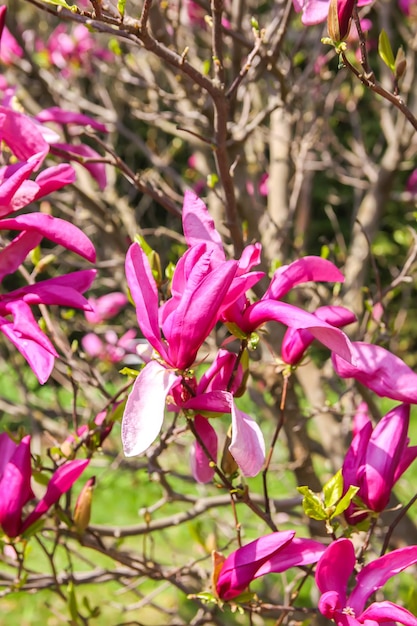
216,530,325,600
121,191,354,477
316,538,417,626
0,433,89,538
342,403,417,524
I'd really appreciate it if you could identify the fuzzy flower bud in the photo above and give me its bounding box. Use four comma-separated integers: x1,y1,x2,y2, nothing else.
73,477,95,533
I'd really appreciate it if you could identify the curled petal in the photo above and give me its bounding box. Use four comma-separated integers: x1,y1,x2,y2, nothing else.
229,403,265,477
121,361,180,457
243,300,354,363
266,257,345,300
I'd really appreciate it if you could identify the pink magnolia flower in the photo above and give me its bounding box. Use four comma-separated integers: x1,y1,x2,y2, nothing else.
183,191,354,363
0,433,89,538
82,329,137,364
217,530,326,601
342,403,417,524
84,292,129,324
332,342,417,403
316,538,417,626
293,0,371,27
122,232,265,475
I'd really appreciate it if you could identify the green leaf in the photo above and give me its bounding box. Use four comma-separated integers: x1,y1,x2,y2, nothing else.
117,0,126,16
332,485,359,518
297,486,327,520
67,581,79,623
119,366,141,378
378,30,395,71
323,469,343,508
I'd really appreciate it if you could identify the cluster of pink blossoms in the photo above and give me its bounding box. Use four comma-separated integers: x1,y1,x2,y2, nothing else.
122,190,355,478
0,5,111,383
122,190,417,617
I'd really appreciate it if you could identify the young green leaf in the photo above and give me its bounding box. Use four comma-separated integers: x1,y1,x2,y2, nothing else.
332,485,359,518
378,30,395,71
297,486,327,520
323,469,343,508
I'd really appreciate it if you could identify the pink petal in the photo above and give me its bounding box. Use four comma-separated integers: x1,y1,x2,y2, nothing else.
85,292,128,324
360,602,417,626
121,361,180,457
0,317,56,384
301,0,330,24
0,214,96,262
315,538,355,602
50,143,107,190
349,545,417,615
36,107,108,133
229,402,265,477
0,160,39,216
217,531,295,600
163,258,238,370
182,190,225,263
21,459,90,533
0,232,43,282
243,300,354,363
266,257,345,300
125,244,168,361
190,415,218,483
255,537,326,576
34,163,76,199
364,404,410,511
0,106,49,166
332,342,417,403
0,435,34,538
7,270,97,308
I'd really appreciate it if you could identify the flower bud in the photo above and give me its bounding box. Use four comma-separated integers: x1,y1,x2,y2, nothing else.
327,0,355,42
73,477,95,533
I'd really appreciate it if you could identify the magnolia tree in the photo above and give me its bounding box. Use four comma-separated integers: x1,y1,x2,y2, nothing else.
1,0,417,624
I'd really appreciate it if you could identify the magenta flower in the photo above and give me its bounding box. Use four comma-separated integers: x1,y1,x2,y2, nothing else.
122,237,265,474
332,342,417,403
342,403,417,524
183,191,354,363
316,538,417,626
0,433,89,538
84,292,128,324
82,329,137,364
216,530,326,601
